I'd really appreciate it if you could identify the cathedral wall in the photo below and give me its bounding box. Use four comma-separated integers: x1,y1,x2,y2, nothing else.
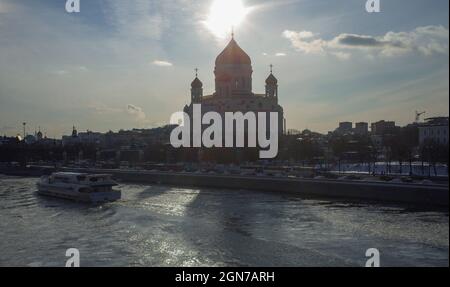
215,64,253,94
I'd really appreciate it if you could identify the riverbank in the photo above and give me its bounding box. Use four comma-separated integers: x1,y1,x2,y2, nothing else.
1,166,448,208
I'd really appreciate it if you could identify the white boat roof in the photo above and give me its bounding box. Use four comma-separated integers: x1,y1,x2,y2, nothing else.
52,172,112,178
53,172,87,176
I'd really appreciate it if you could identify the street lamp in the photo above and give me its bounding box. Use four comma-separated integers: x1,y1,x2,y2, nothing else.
22,122,26,139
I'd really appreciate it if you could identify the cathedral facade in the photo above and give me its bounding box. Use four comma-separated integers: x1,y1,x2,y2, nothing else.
182,36,285,161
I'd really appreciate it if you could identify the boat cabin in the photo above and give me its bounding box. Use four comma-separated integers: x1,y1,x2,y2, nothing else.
49,172,116,186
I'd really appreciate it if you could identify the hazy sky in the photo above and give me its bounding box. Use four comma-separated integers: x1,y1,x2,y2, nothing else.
0,0,448,138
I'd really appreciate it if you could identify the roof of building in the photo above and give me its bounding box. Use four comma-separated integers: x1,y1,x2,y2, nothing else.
265,73,278,84
421,117,449,127
191,77,203,88
215,38,251,66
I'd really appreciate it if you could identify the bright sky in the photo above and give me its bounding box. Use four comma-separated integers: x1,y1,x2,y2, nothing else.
0,0,448,138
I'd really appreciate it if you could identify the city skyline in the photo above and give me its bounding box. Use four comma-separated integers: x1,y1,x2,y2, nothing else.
0,0,449,138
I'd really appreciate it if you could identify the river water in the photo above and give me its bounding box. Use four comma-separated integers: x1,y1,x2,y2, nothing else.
0,175,448,267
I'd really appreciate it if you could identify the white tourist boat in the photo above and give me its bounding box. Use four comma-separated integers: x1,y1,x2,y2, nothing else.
37,172,121,203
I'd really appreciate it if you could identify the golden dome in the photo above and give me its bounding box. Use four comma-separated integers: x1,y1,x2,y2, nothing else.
215,38,251,66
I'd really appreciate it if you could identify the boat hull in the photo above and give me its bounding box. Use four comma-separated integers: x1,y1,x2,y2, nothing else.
37,183,121,203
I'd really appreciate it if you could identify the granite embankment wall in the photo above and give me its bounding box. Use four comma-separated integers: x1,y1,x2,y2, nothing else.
1,166,448,207
67,168,449,208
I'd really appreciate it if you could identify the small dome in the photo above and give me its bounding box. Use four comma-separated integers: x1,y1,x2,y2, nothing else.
266,73,278,84
191,77,203,88
215,38,251,66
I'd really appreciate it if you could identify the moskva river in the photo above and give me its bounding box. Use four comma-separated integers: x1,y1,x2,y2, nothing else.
0,175,448,267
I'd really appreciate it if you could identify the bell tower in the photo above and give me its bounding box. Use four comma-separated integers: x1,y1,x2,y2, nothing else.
265,64,278,99
191,68,203,103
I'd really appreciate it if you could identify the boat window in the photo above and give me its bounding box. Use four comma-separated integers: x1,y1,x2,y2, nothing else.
54,176,70,183
90,177,108,182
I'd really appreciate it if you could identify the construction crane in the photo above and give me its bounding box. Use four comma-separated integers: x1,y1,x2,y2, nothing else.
415,111,426,123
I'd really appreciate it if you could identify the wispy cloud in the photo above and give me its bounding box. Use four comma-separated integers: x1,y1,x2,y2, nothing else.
100,0,165,40
283,25,449,59
89,103,123,114
127,104,148,123
330,51,351,60
50,66,89,76
89,103,155,126
99,0,204,40
152,60,173,67
262,52,287,57
53,70,68,76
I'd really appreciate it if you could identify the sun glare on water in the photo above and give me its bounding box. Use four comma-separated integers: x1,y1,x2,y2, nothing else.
204,0,251,39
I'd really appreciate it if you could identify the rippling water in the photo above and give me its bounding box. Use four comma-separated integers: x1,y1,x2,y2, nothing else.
0,175,448,267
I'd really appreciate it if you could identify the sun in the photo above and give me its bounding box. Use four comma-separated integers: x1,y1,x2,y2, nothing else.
204,0,251,39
